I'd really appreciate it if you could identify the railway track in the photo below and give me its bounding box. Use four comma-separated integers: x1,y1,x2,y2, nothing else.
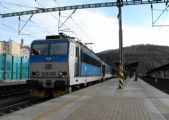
0,85,31,99
141,76,169,94
152,80,169,93
0,96,50,116
0,79,110,117
0,90,30,99
0,88,70,116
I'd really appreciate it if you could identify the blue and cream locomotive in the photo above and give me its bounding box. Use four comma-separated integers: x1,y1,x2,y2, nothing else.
27,33,113,96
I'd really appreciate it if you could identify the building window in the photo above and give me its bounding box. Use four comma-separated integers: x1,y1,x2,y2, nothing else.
3,47,6,50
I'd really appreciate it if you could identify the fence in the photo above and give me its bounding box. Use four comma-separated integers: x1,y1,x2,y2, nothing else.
0,54,29,80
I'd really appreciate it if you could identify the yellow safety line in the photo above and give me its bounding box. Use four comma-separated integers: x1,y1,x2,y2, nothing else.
32,94,85,120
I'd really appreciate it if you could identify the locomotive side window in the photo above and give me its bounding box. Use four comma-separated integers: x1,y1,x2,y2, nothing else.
50,43,68,54
32,44,48,55
81,52,101,67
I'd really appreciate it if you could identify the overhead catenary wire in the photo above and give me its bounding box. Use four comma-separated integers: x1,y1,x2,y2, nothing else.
1,0,105,52
2,0,116,52
0,3,53,36
58,9,77,30
151,5,169,48
0,7,38,39
0,1,38,9
0,4,33,36
3,1,84,43
35,0,87,42
35,1,65,31
151,4,169,42
1,0,79,40
18,14,33,35
1,23,38,39
54,1,84,40
52,0,102,52
152,5,169,25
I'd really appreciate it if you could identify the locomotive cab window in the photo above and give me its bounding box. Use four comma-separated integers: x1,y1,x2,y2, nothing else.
50,43,68,55
32,44,48,55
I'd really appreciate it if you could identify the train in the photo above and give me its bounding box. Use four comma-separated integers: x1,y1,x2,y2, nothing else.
27,33,113,97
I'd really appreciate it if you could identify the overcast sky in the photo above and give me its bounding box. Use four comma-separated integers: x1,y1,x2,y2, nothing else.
0,0,169,52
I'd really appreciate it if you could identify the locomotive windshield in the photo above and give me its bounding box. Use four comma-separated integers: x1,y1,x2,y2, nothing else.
31,42,68,55
50,43,68,54
32,43,48,55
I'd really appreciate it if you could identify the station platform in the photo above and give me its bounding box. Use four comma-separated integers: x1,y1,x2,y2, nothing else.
1,78,169,120
0,80,26,86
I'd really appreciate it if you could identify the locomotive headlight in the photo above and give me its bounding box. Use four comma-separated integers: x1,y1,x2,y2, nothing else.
36,71,40,76
62,71,67,76
58,71,67,77
32,71,40,76
32,71,36,76
58,71,63,76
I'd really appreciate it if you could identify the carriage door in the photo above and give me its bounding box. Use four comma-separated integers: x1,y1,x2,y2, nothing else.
75,47,80,76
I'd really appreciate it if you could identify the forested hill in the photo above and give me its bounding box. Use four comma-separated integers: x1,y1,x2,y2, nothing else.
97,44,169,74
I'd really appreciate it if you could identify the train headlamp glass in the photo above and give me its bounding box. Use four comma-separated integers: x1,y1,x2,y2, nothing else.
36,71,40,76
58,71,63,76
32,71,36,76
32,71,39,76
62,71,67,76
58,71,67,77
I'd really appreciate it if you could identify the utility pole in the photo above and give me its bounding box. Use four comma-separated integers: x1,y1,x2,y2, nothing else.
117,0,124,89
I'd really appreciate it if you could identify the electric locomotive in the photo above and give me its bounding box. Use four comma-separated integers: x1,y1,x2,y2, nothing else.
27,33,113,97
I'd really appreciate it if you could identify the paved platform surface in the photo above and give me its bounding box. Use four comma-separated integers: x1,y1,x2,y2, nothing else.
0,80,26,86
1,78,169,120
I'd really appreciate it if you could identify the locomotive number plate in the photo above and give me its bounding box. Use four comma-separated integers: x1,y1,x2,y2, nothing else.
41,72,55,76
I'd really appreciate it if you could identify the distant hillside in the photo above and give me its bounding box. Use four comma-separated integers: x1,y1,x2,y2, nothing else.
97,44,169,74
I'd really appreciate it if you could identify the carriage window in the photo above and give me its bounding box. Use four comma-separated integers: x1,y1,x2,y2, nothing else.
81,52,101,67
32,44,48,55
50,43,68,54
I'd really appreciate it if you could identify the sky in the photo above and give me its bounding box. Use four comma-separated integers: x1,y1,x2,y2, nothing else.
0,0,169,53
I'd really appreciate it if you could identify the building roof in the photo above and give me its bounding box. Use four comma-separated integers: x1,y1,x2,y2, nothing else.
147,63,169,74
0,40,8,43
114,61,139,71
21,45,30,50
